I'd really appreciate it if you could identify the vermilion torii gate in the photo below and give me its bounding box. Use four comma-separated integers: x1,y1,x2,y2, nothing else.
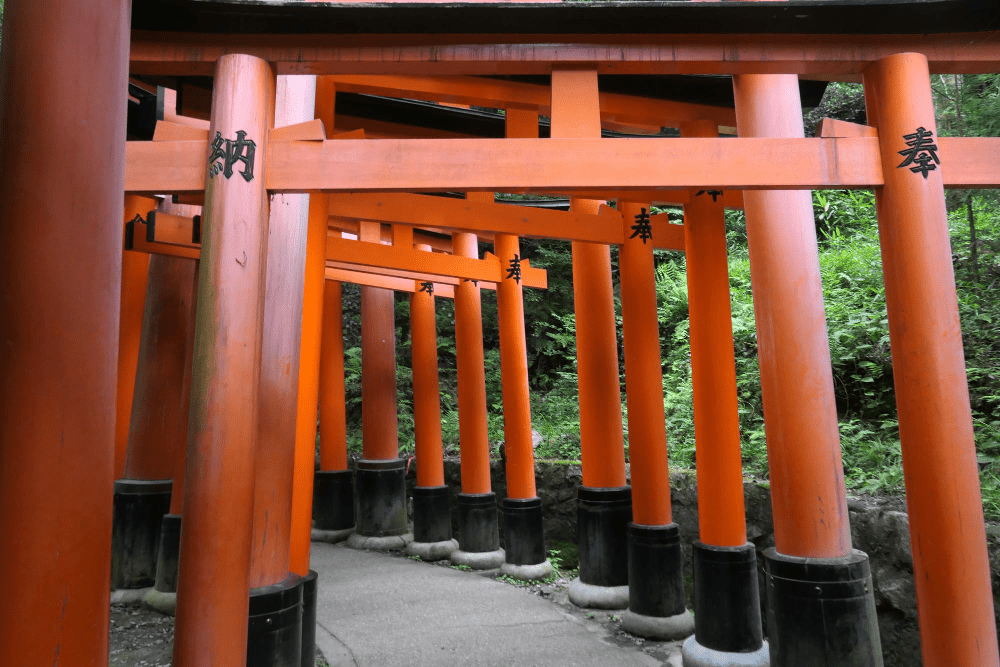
2,1,999,667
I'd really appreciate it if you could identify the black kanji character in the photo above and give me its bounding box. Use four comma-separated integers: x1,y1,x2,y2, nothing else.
505,254,522,284
630,208,653,244
897,127,940,179
208,130,257,182
695,190,723,202
419,281,434,295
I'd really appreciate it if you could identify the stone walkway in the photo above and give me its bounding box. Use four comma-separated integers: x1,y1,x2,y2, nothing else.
312,542,686,667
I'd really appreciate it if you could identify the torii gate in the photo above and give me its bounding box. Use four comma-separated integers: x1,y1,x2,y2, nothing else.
2,2,999,667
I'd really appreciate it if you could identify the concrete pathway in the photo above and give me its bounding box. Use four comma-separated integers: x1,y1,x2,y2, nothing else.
311,542,683,667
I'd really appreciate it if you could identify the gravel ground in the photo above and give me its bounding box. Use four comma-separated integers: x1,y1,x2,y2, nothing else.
107,602,329,667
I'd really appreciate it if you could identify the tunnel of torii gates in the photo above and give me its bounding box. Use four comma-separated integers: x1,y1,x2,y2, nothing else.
2,0,1000,666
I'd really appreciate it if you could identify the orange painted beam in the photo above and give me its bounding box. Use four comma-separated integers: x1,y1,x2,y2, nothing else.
129,30,1000,77
326,267,456,298
327,74,738,127
126,135,1000,195
327,259,492,292
147,210,200,247
327,192,621,244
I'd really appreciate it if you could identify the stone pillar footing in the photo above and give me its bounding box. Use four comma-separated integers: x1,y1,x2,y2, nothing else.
681,636,770,667
456,491,500,553
247,576,303,667
624,522,692,638
111,479,172,590
622,608,695,641
407,538,459,561
354,459,407,537
300,571,318,667
313,469,355,532
346,532,413,552
502,496,546,566
311,526,355,544
765,548,883,667
412,485,453,543
450,548,505,570
500,560,554,581
567,578,629,609
688,541,765,658
576,485,631,588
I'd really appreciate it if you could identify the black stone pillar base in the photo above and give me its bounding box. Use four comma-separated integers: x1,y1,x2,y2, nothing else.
412,485,452,543
142,513,182,615
300,571,318,667
247,576,303,667
313,469,355,532
502,497,546,566
576,485,631,587
681,541,769,666
621,523,694,640
153,514,182,593
765,548,883,667
354,459,407,537
111,479,172,590
456,492,500,553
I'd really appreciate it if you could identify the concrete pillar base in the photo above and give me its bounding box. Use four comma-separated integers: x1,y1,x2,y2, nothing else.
354,459,407,537
567,578,629,609
500,560,554,581
450,548,505,570
576,485,631,589
111,479,172,590
142,588,177,616
247,576,303,667
313,469,355,532
682,636,770,667
407,538,459,561
692,542,765,657
346,532,413,552
311,527,355,544
764,548,882,667
110,586,152,605
622,608,695,641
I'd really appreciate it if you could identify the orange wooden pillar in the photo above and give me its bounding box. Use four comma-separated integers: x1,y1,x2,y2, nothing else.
450,223,505,569
116,196,154,480
172,54,275,667
733,73,882,665
347,227,410,548
863,53,999,667
246,74,317,667
0,0,130,663
678,122,767,666
616,200,695,638
406,259,458,560
313,277,356,539
144,203,201,616
111,247,198,595
551,68,631,608
305,79,355,547
496,108,550,579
